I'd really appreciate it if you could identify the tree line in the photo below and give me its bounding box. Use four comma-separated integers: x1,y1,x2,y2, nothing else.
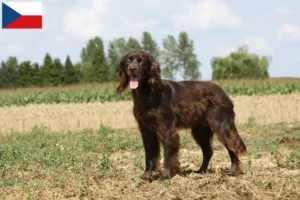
0,31,271,89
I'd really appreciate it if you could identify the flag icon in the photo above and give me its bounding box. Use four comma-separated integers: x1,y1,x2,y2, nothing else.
2,2,42,29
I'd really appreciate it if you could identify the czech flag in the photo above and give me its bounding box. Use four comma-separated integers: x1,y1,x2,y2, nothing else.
2,2,42,29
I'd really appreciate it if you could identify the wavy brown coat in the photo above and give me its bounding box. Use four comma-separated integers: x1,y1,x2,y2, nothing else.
116,50,247,181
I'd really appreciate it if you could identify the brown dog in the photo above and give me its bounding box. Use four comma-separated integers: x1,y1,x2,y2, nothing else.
116,50,247,181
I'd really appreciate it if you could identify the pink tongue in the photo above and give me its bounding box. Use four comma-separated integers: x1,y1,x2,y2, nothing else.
130,80,138,89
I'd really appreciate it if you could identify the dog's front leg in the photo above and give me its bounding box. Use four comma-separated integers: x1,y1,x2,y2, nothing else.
160,129,181,179
139,126,160,181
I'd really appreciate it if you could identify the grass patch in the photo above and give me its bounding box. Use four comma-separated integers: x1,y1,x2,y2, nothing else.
1,78,300,107
0,87,131,107
1,123,300,199
0,126,142,174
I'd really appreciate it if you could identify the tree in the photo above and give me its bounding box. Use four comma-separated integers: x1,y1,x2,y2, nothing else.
126,37,142,53
80,36,106,64
160,35,179,80
31,63,41,86
17,61,33,87
91,46,110,82
52,58,64,86
80,36,109,82
141,31,159,58
39,53,54,86
81,36,109,83
177,31,201,80
211,45,272,80
73,62,84,83
0,56,19,88
108,37,127,73
64,55,79,84
0,62,5,88
160,32,201,81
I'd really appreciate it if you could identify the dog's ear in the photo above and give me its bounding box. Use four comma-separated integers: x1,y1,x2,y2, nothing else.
148,54,162,92
116,53,129,95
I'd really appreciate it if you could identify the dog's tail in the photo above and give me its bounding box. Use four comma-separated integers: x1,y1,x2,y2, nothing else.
214,107,247,156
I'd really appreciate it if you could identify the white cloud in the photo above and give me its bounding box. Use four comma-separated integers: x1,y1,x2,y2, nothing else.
171,0,242,30
277,23,300,42
215,36,273,57
5,44,23,54
275,6,293,15
123,19,160,37
62,0,111,40
0,31,30,44
125,19,160,29
243,36,273,55
55,35,68,43
215,45,236,57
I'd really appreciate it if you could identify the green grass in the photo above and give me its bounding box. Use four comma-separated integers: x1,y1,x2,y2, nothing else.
241,123,300,169
0,123,299,174
1,123,300,199
214,78,300,96
0,126,144,174
1,78,300,107
0,87,131,107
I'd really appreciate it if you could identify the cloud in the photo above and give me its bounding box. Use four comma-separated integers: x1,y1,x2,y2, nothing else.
215,36,273,57
0,31,31,44
125,19,160,29
275,6,293,15
55,35,68,43
243,36,273,55
62,0,111,40
277,23,300,42
1,44,24,55
122,19,160,37
171,0,242,30
215,45,236,57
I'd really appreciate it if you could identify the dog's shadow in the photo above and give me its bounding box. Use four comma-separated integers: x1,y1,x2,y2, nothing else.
182,167,245,177
181,168,215,176
149,168,215,182
146,167,241,182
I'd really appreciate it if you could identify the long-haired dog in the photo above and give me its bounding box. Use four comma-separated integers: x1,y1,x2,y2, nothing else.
116,50,247,181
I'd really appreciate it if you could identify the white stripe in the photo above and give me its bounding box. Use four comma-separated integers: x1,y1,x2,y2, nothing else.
3,2,42,16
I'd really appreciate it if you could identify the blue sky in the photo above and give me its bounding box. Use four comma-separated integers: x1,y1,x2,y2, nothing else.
0,0,300,80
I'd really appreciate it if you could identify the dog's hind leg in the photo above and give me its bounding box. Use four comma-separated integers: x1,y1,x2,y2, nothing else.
214,107,247,176
191,122,214,173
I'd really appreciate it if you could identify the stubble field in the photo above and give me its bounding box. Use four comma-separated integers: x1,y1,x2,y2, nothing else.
1,94,300,134
1,80,300,200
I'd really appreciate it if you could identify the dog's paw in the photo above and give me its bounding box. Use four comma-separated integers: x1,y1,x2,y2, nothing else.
140,171,153,182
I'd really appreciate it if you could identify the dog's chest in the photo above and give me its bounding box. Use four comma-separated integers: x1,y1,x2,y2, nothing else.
132,91,164,123
134,102,156,117
133,98,160,122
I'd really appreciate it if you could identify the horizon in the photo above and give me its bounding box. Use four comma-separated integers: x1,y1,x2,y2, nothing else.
1,0,300,80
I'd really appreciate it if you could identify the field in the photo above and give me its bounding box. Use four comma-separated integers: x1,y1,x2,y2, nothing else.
1,79,300,199
1,78,300,107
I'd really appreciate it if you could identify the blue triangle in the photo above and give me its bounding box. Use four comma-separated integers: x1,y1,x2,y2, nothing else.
2,2,21,28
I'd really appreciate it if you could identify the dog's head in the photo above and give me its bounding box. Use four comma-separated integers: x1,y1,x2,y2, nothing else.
116,50,161,94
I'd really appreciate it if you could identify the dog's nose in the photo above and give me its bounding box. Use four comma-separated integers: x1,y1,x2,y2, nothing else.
129,66,136,72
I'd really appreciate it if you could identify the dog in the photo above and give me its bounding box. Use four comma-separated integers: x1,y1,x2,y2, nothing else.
116,50,247,181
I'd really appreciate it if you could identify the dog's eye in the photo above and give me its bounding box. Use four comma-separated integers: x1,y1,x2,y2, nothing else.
138,58,143,63
127,59,131,63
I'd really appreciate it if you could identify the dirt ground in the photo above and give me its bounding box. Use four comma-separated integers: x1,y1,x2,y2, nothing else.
1,94,300,199
1,125,300,200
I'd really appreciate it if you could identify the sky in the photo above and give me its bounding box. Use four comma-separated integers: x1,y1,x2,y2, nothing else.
0,0,300,80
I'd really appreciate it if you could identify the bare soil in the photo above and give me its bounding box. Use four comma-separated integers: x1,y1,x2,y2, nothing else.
1,125,300,200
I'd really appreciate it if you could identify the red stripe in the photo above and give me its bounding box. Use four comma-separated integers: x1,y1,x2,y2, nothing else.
4,16,42,29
